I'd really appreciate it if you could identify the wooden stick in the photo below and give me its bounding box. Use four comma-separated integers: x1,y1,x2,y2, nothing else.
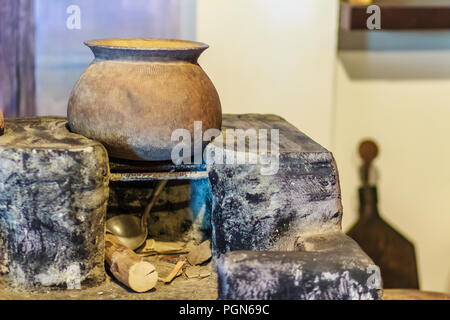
160,260,185,284
105,233,158,293
0,108,4,136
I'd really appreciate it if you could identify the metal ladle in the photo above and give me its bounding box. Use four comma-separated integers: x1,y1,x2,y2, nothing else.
106,180,168,250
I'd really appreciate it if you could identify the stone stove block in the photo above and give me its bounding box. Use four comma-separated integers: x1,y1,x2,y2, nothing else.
206,114,343,255
217,232,382,300
0,117,109,290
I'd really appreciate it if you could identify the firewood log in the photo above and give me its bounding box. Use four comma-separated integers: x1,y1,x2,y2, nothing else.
105,234,158,293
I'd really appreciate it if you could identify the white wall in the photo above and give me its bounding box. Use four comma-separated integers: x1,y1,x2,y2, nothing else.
196,0,339,149
334,50,450,293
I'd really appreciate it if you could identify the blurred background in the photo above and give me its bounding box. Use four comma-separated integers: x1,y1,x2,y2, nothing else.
0,0,449,293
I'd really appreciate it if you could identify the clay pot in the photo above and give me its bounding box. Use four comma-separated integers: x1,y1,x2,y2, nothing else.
67,38,222,161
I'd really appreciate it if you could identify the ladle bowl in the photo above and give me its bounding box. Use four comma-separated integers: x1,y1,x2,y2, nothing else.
106,215,146,250
106,180,168,250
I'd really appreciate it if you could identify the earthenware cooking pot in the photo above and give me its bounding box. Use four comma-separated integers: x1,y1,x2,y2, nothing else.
67,38,222,161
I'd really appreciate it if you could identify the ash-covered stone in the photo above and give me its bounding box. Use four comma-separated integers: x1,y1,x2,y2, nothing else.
0,117,109,290
206,114,382,300
217,232,382,300
206,114,343,256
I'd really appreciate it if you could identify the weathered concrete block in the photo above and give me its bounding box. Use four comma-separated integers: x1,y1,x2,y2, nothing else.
218,232,382,300
206,114,342,256
0,117,109,290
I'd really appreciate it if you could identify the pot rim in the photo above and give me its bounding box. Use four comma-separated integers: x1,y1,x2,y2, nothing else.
84,38,209,51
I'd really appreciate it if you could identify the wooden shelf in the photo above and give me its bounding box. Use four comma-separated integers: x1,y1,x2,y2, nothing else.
340,0,450,30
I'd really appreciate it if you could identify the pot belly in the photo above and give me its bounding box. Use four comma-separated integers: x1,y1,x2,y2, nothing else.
67,60,222,161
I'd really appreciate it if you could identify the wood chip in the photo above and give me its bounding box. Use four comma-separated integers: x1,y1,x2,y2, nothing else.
154,241,187,254
187,240,212,265
160,255,182,264
184,266,202,279
136,239,188,255
136,251,157,257
136,239,156,254
159,260,186,284
184,265,211,279
199,271,211,279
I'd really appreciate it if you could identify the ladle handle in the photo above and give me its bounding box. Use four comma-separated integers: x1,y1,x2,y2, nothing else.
141,179,168,230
